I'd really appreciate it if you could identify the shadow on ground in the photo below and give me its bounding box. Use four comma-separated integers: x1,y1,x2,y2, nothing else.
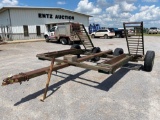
14,69,90,106
14,65,132,106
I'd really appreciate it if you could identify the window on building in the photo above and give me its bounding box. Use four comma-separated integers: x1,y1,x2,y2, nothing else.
23,25,29,36
47,24,51,31
36,26,41,36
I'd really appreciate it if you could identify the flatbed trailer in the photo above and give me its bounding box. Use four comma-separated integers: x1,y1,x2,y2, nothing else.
2,22,155,101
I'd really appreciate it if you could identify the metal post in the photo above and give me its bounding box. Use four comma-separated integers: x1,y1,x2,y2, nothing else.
123,22,130,55
141,22,145,55
40,58,55,101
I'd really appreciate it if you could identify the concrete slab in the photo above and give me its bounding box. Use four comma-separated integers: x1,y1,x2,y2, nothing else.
0,36,160,120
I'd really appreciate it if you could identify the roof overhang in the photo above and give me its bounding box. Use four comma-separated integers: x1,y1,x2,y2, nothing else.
0,6,92,17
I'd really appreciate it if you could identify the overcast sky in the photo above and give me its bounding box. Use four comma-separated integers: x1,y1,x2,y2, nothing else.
0,0,160,28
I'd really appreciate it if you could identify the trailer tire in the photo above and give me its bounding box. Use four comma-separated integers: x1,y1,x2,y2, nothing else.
144,51,155,72
113,48,124,56
91,47,101,62
60,38,67,45
70,44,81,58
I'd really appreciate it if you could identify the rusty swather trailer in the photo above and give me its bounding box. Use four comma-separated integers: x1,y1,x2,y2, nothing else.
2,22,155,101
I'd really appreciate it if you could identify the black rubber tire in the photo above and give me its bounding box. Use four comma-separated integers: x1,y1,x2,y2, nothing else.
60,38,67,45
144,51,155,72
71,44,81,49
91,47,101,62
91,34,95,38
104,34,108,39
113,48,124,56
70,44,81,58
45,35,49,42
68,39,73,45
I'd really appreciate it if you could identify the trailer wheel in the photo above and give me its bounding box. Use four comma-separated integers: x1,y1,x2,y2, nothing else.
70,44,81,58
144,51,155,72
60,38,67,45
71,44,81,49
104,34,108,39
91,47,101,62
113,48,124,56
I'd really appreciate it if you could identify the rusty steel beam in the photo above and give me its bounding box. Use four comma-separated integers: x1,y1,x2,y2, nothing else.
110,55,133,73
102,54,126,65
2,63,70,86
38,50,113,62
41,58,55,101
123,22,142,24
36,49,85,58
77,50,112,62
55,59,111,71
2,50,112,86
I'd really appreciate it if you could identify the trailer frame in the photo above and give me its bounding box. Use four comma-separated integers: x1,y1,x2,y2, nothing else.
2,22,155,101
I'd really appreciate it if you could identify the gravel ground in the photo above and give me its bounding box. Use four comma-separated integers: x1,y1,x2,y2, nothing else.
0,36,160,120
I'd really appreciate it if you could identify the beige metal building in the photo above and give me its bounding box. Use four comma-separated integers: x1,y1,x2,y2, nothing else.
0,6,91,41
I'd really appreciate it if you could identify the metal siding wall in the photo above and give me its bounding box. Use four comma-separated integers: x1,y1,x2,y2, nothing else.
12,33,44,40
0,10,10,26
41,25,46,33
12,26,23,33
11,25,45,40
8,8,89,40
12,25,46,33
29,25,36,33
10,9,89,27
0,10,12,41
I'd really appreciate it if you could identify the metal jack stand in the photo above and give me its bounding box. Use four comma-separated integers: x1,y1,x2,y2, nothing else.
40,58,55,101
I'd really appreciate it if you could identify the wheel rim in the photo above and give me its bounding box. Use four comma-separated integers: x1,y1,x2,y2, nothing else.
62,40,65,44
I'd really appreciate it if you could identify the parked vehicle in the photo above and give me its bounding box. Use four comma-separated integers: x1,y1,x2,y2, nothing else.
88,23,101,34
91,28,115,39
114,29,125,38
157,28,160,34
44,22,81,45
148,27,158,34
127,29,135,36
